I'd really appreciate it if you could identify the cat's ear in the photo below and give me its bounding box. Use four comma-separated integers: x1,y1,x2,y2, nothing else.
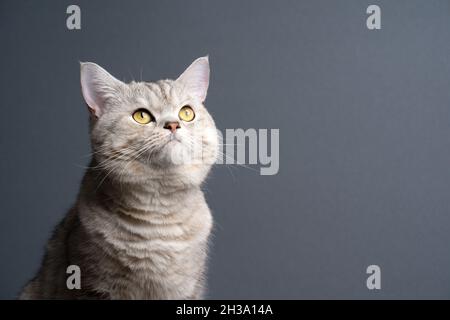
80,62,123,118
176,56,210,102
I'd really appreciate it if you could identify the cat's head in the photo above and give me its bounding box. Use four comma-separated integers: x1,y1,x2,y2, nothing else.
80,57,218,186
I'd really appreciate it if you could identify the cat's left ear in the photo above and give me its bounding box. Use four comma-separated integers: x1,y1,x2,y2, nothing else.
176,56,210,102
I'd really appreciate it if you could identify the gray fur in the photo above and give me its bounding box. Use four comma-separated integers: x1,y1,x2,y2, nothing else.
20,57,218,299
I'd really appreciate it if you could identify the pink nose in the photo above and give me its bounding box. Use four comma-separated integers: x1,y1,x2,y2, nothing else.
163,121,180,133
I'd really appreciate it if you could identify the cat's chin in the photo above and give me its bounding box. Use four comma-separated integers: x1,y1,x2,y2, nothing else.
148,142,190,167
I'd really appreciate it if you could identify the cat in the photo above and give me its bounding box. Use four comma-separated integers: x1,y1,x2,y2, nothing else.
20,56,218,299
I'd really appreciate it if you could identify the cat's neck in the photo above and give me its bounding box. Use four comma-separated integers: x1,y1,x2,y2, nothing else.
80,159,202,216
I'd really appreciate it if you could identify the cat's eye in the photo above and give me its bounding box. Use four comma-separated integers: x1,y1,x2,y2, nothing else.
178,105,195,122
132,109,153,124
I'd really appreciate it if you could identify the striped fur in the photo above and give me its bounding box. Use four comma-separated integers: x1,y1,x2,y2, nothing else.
20,58,218,299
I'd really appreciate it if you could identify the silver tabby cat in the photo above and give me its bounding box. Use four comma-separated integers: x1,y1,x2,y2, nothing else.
20,57,218,299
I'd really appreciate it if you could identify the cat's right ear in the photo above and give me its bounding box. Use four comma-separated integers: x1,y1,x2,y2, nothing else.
80,62,123,118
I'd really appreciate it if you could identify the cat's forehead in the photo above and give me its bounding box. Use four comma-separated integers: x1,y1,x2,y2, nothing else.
125,80,186,112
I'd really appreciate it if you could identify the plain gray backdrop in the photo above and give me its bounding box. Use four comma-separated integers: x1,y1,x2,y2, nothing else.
1,0,450,299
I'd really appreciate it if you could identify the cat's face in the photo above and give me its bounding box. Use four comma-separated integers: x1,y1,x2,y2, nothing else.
80,57,218,185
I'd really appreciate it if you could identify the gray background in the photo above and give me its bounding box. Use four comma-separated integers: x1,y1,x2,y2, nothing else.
1,0,450,299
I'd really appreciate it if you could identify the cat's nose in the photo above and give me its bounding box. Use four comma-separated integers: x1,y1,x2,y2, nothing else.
163,121,180,133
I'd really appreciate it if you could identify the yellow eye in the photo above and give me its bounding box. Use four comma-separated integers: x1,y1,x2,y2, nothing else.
132,109,153,124
179,105,195,122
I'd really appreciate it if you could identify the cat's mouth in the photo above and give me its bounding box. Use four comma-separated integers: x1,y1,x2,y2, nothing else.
163,133,182,145
146,133,190,166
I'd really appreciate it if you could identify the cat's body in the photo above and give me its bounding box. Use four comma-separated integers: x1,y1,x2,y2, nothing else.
20,57,218,299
